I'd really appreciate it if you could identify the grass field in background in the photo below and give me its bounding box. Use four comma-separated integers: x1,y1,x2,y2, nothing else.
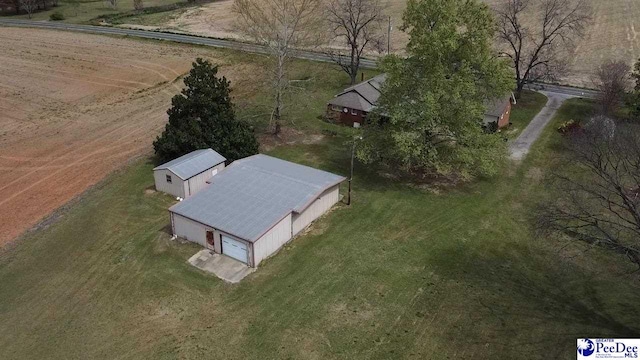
5,0,188,24
1,91,638,359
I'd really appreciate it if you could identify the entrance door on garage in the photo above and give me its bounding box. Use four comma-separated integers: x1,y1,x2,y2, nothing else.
221,235,248,264
206,231,215,250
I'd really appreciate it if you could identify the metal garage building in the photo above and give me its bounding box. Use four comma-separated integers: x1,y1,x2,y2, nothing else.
169,154,346,267
153,149,226,198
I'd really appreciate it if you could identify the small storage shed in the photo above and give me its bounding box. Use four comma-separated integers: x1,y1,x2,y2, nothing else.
153,149,226,198
169,154,346,267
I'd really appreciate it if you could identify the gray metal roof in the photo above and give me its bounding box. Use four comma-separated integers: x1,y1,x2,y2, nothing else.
154,149,226,180
169,154,346,242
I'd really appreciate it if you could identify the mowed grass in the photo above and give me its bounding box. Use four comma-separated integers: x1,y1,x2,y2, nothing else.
6,0,189,24
1,94,639,359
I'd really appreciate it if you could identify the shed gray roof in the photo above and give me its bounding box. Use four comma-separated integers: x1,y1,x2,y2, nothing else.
169,154,346,242
154,149,226,180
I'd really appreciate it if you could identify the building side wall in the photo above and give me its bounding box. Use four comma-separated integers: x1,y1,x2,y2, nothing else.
326,105,367,127
172,213,212,248
154,169,186,198
186,162,226,197
498,102,512,128
292,185,340,236
253,214,293,267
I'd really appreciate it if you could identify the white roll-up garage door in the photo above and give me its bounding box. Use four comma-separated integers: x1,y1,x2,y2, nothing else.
222,235,248,264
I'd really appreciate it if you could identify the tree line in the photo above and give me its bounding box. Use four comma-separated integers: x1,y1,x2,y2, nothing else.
10,0,57,18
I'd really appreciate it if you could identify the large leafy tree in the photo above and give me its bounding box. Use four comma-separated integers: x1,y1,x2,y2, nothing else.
154,58,259,163
357,0,514,180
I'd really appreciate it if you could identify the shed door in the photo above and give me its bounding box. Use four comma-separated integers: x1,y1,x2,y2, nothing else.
221,235,248,264
206,231,215,250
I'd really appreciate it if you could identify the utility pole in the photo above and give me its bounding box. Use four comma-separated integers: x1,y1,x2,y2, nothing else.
347,136,363,206
387,16,392,55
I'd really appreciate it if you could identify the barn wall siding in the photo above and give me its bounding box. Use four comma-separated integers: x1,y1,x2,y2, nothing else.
154,169,186,198
292,185,340,236
186,162,225,197
253,214,293,267
172,213,212,249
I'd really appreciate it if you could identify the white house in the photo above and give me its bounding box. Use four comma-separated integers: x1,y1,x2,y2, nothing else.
153,149,226,198
168,154,346,267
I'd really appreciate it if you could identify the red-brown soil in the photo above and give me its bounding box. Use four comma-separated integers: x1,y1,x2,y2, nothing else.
0,27,241,246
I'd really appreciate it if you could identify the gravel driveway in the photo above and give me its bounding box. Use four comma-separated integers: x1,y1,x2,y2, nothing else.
509,91,577,161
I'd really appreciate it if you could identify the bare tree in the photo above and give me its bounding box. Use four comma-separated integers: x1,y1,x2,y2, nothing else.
104,0,117,9
537,123,640,269
325,0,385,85
233,0,324,135
495,0,592,96
593,60,631,116
133,0,144,11
19,0,38,18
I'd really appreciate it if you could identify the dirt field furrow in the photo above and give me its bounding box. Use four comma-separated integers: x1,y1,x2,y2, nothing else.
0,27,236,246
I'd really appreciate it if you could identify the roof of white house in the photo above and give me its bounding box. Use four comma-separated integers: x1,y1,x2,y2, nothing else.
169,154,346,242
154,149,226,180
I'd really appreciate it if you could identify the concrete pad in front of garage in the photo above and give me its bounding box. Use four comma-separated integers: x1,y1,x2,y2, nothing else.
188,249,254,283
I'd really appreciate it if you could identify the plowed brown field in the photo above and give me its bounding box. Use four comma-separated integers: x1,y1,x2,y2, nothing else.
0,27,242,246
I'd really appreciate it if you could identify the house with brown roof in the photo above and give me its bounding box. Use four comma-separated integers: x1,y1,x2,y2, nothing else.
483,97,514,129
327,74,514,129
326,74,386,127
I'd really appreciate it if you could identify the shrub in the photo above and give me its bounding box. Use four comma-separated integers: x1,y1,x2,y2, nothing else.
557,120,582,136
153,58,259,163
483,121,499,134
49,11,65,20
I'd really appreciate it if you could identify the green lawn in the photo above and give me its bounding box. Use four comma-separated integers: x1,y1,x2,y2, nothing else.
4,0,189,24
102,5,187,26
524,97,598,164
1,94,639,359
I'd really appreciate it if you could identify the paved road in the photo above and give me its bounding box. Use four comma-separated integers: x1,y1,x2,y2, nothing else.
508,91,576,160
525,83,599,99
0,19,379,68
